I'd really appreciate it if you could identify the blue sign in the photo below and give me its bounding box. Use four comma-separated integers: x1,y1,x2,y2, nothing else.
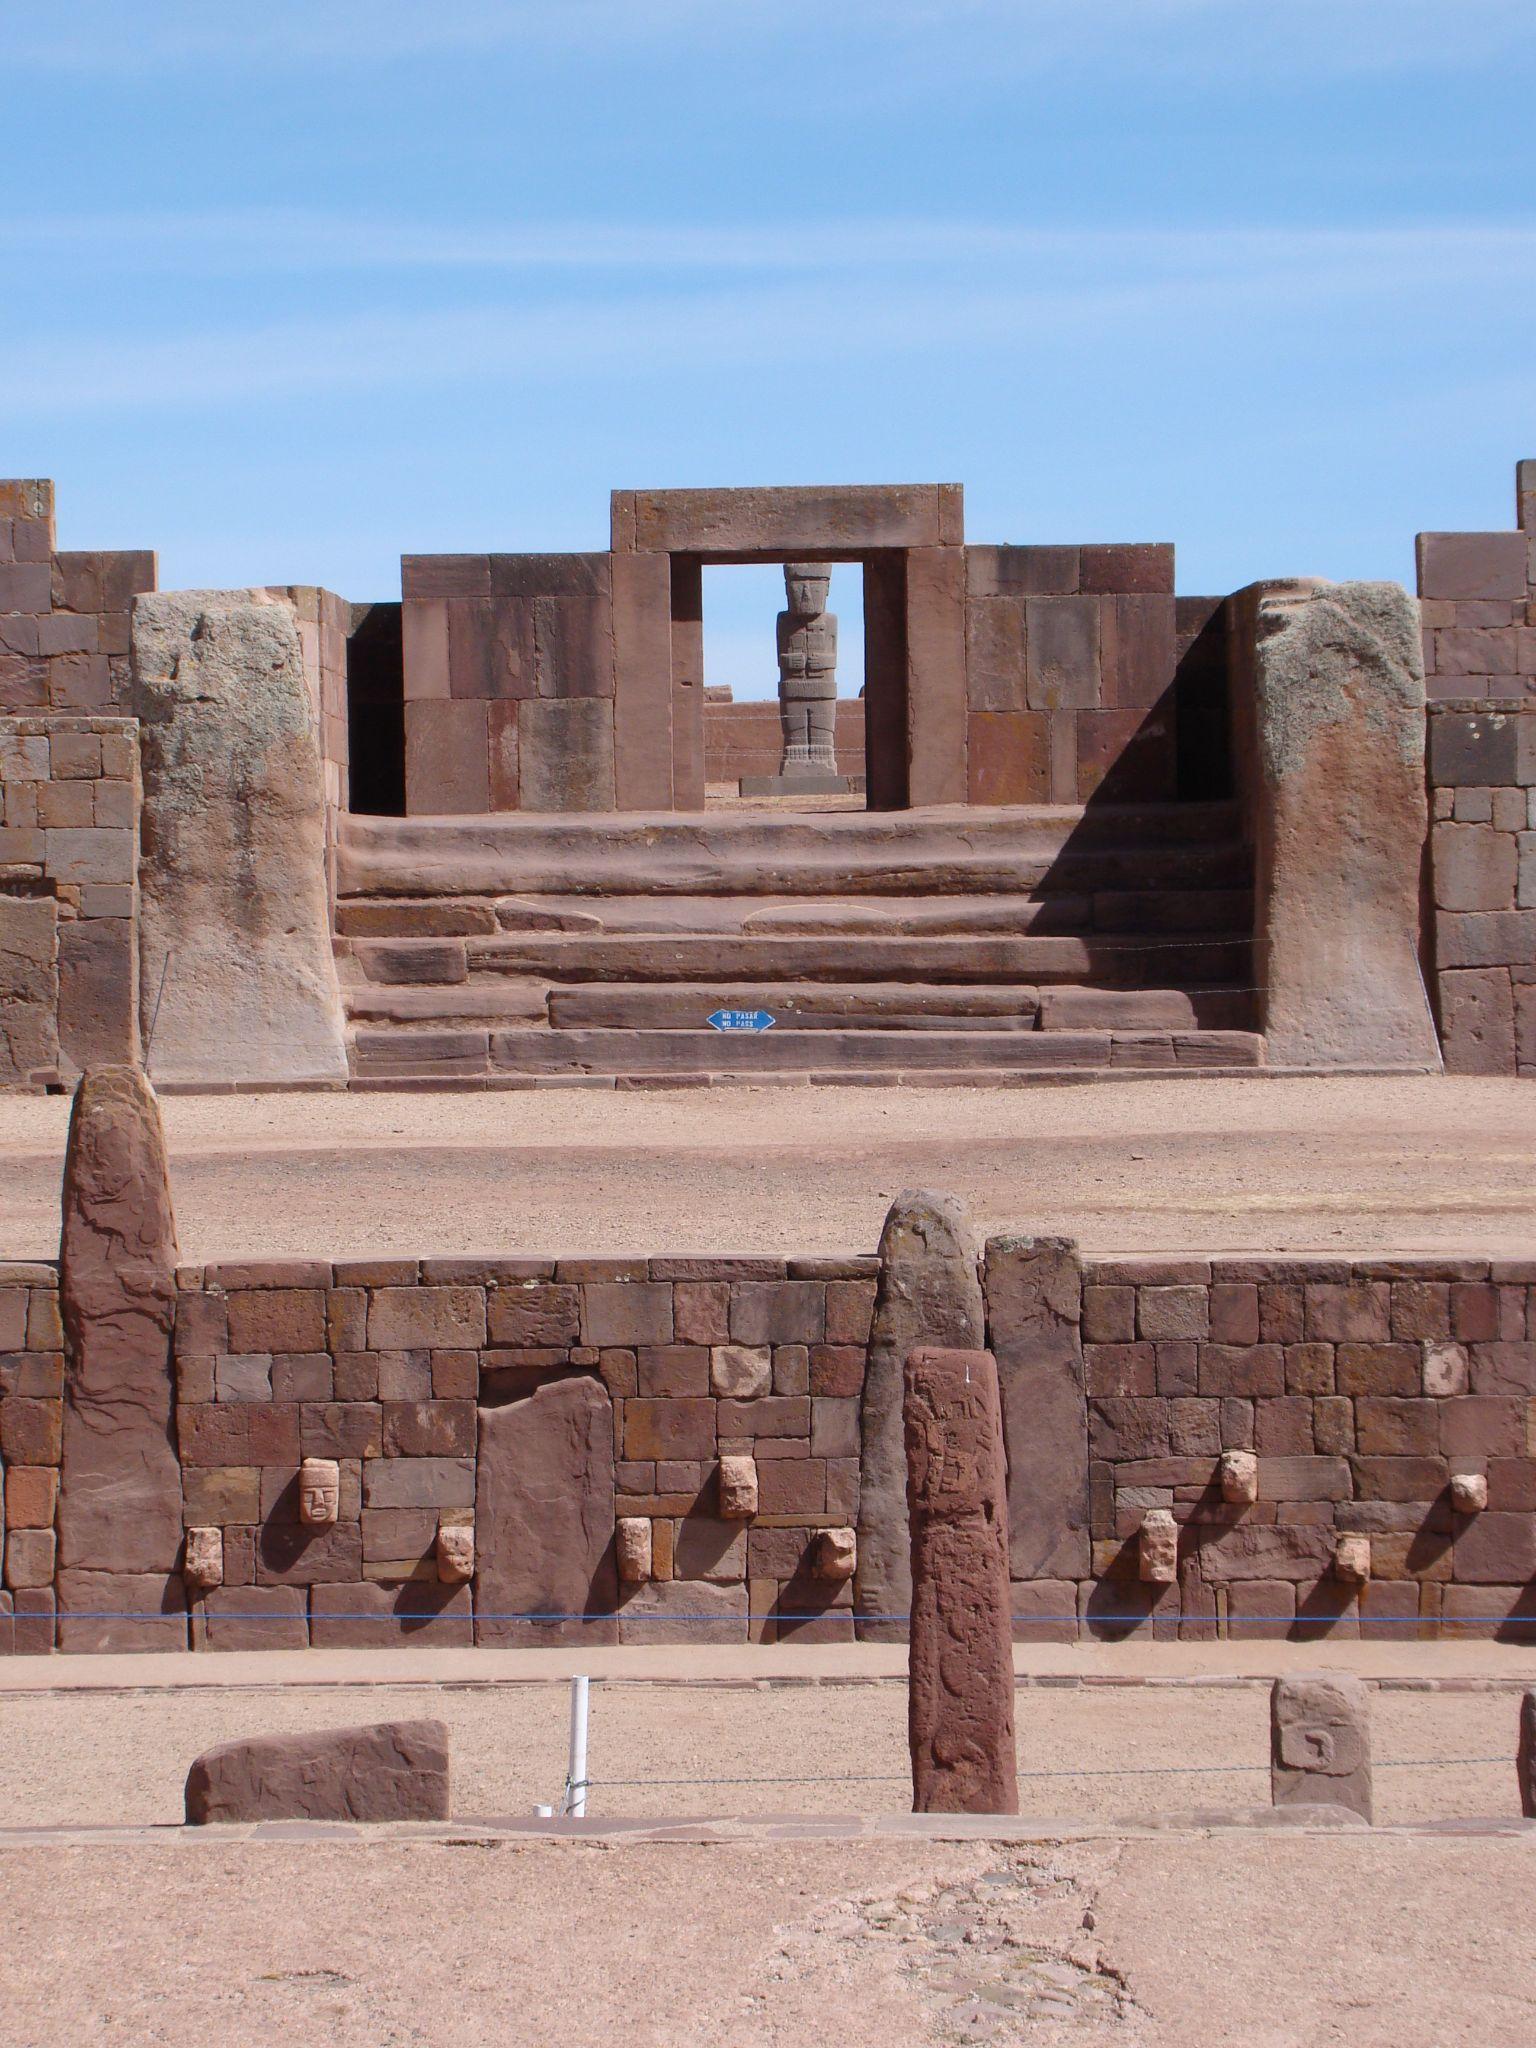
708,1009,776,1033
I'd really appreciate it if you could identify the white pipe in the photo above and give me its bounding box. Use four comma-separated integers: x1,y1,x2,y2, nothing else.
565,1673,590,1818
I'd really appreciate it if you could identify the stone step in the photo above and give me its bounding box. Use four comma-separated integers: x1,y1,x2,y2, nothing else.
338,802,1247,901
348,1025,1266,1080
533,983,1255,1032
350,931,1253,990
337,886,1251,942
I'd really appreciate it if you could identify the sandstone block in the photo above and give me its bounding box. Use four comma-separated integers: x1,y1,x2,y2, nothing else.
857,1190,984,1642
718,1454,758,1520
1271,1674,1372,1819
132,591,347,1085
185,1719,450,1824
1520,1690,1536,1819
1239,580,1440,1069
984,1236,1090,1584
4,1527,55,1591
474,1377,616,1645
710,1344,771,1398
905,1347,1017,1814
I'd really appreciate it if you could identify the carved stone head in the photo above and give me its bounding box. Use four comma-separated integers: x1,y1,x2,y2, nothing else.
299,1456,341,1529
783,562,831,617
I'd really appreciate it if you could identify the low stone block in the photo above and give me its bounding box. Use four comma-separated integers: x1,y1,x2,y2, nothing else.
184,1719,450,1823
1270,1673,1372,1820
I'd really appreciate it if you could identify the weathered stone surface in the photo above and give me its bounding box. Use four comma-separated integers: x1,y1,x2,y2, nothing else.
1332,1533,1371,1584
474,1376,616,1645
0,894,60,1085
1450,1471,1489,1514
299,1457,340,1527
1271,1674,1372,1820
435,1523,474,1584
710,1345,771,1398
615,1515,652,1583
57,1070,184,1644
813,1527,856,1579
1520,1690,1536,1820
1139,1508,1178,1584
856,1190,984,1642
1238,581,1440,1069
905,1346,1017,1815
717,1454,758,1520
1220,1448,1259,1504
983,1236,1089,1582
184,1719,450,1823
132,591,347,1084
183,1526,224,1591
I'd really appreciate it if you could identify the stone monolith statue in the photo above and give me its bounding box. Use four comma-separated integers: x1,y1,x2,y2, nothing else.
776,562,838,776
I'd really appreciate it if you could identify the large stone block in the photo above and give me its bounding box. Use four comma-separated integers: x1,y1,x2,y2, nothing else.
0,893,59,1084
132,592,347,1084
855,1189,984,1642
1240,581,1440,1069
1438,968,1516,1076
1270,1673,1372,1820
57,1070,184,1625
905,1347,1017,1814
184,1719,450,1823
474,1376,617,1645
983,1236,1089,1579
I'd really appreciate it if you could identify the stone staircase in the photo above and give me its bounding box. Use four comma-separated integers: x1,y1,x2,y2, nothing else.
334,804,1263,1086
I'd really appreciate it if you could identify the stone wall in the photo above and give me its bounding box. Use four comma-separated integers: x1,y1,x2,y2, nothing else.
0,715,140,1086
705,698,867,789
0,481,155,713
4,1240,1535,1650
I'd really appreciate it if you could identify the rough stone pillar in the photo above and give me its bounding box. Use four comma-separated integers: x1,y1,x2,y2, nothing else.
855,1189,984,1642
905,1346,1017,1814
132,590,348,1086
1234,579,1441,1070
57,1066,186,1650
1519,1689,1536,1820
983,1236,1089,1585
1270,1673,1372,1820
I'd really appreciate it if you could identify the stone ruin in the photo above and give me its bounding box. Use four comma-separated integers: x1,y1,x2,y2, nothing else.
11,461,1536,1093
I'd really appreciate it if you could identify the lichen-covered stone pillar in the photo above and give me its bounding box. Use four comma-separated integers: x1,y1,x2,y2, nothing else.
905,1345,1017,1814
56,1066,186,1650
1232,579,1441,1070
132,590,348,1086
855,1188,984,1642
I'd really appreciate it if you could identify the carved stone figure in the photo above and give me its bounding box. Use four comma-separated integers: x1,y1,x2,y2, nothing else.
812,1527,856,1580
1450,1471,1488,1514
299,1456,341,1529
776,562,838,776
1139,1508,1178,1585
616,1516,652,1583
184,1527,224,1591
718,1454,758,1520
1270,1673,1372,1819
1219,1449,1259,1505
904,1346,1017,1814
1332,1533,1370,1585
436,1522,474,1584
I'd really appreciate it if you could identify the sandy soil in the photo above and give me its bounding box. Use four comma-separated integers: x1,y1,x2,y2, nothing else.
4,1075,1536,1263
0,1665,1522,1828
2,1830,1533,2046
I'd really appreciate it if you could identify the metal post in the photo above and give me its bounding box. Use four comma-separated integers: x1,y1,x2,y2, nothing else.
564,1673,590,1818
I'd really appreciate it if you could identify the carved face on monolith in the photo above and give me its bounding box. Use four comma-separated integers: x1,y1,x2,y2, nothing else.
784,563,830,616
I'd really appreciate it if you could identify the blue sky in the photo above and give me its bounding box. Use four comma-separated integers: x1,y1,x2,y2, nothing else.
3,0,1534,691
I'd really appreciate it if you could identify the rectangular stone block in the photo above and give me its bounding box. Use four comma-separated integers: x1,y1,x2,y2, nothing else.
362,1457,475,1509
1417,532,1528,602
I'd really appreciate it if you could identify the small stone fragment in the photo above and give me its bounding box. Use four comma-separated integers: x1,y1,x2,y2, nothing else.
1450,1471,1488,1514
184,1526,224,1591
1218,1449,1259,1505
1139,1508,1178,1584
1271,1672,1372,1819
184,1719,450,1823
616,1515,653,1583
718,1454,758,1520
1332,1533,1370,1584
812,1527,856,1579
299,1457,341,1528
435,1522,474,1584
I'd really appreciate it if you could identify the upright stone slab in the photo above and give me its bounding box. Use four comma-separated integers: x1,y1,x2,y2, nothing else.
185,1719,450,1823
904,1346,1017,1814
855,1189,984,1642
474,1376,617,1646
984,1236,1089,1583
1270,1673,1372,1820
132,590,347,1085
1237,579,1440,1069
57,1066,186,1650
1519,1689,1536,1820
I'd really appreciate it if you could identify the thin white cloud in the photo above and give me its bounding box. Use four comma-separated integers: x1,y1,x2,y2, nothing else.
6,221,1534,413
2,0,1529,75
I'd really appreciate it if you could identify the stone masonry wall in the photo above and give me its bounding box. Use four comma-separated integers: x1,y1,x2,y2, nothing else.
0,716,140,1086
0,481,156,714
5,1245,1536,1651
1420,462,1536,1074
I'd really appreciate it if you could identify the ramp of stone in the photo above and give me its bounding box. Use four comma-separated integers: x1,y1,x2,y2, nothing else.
183,1718,450,1823
336,804,1260,1084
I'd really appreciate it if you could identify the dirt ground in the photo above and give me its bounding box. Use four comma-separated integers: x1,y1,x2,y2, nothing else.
5,1074,1536,1262
2,1829,1533,2046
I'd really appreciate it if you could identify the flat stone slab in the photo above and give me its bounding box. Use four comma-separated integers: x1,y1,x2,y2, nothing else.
738,774,867,797
183,1717,450,1823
